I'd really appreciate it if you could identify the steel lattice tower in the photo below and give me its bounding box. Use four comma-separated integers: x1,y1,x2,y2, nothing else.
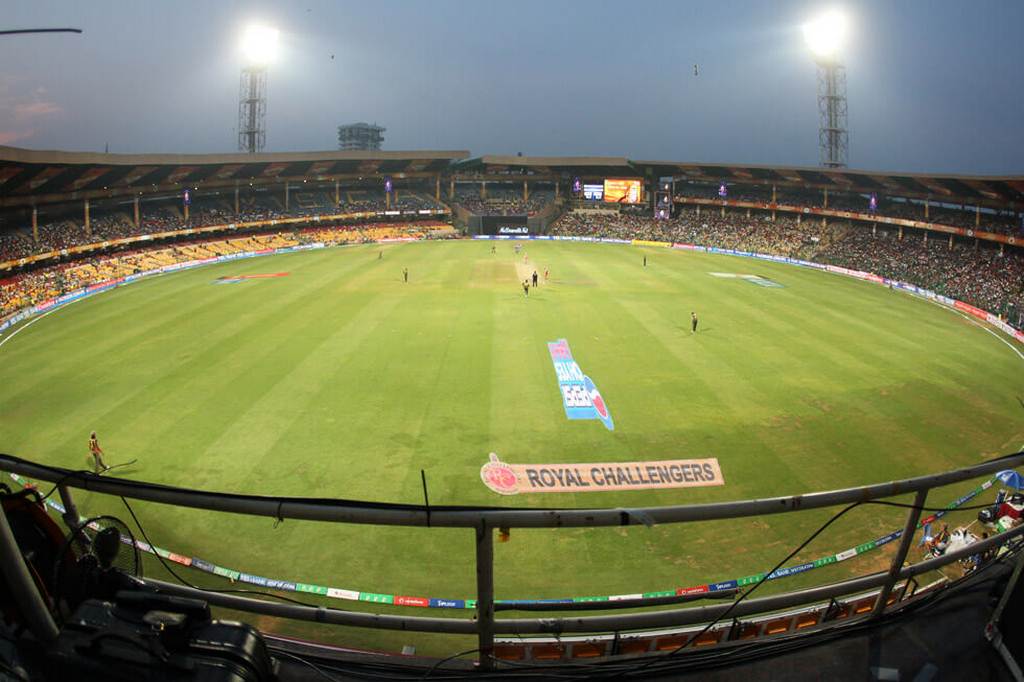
238,66,267,154
815,59,848,168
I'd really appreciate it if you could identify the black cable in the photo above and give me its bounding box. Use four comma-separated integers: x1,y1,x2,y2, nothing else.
272,649,343,681
118,488,1014,680
864,498,1001,513
118,496,328,609
559,500,865,679
266,550,1014,682
37,469,94,503
609,540,1024,679
420,648,478,679
6,453,1018,680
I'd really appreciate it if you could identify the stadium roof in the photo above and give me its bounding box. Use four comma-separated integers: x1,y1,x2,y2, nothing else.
1,146,1020,210
455,155,638,178
0,147,469,207
456,156,1023,208
635,160,1024,208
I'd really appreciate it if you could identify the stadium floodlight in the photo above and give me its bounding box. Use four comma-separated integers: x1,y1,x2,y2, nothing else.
802,10,846,62
237,24,278,153
804,9,849,168
240,24,279,66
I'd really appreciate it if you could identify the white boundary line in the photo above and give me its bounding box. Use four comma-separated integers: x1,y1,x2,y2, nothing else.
0,294,88,351
926,299,1024,362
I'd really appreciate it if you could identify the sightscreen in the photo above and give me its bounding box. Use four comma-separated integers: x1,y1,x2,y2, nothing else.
481,215,529,236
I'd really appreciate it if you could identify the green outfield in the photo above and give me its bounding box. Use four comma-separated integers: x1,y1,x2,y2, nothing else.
0,239,1021,652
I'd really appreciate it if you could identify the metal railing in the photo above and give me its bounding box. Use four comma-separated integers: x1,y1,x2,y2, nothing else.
1,451,1021,670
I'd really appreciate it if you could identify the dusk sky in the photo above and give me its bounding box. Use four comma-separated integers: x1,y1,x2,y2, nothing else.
2,0,1022,174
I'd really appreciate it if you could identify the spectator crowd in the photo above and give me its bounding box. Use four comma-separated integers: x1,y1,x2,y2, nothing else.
550,207,1024,321
2,190,1021,325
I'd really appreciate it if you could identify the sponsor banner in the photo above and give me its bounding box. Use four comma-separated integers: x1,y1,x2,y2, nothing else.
609,593,642,601
855,541,877,554
395,595,430,608
265,579,297,591
212,566,241,581
480,453,724,495
955,300,989,321
429,598,466,609
835,548,858,562
215,272,290,283
677,585,710,596
547,338,614,430
297,583,329,596
327,587,360,601
709,580,738,592
874,531,901,547
631,239,672,248
164,552,192,566
238,572,270,587
359,593,396,605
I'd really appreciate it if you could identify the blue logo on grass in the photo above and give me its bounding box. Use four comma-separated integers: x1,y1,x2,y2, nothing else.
547,339,614,431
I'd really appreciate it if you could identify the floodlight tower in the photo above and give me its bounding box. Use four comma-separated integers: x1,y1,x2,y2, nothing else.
237,25,278,154
803,11,849,168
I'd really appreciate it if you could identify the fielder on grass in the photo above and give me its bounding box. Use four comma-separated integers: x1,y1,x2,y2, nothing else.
89,431,109,473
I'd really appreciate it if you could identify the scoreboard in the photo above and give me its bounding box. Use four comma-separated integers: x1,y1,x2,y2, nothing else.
603,179,642,204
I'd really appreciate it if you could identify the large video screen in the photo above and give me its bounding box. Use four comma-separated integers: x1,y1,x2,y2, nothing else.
481,215,529,236
583,184,604,201
603,179,642,204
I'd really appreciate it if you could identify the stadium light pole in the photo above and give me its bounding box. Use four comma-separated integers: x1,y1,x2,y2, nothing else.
237,24,278,154
803,10,849,168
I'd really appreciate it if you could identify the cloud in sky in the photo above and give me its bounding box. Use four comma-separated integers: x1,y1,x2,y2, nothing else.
0,81,62,145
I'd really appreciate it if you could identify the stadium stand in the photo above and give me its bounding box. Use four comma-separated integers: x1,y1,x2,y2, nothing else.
549,207,1024,322
0,223,449,319
450,187,554,216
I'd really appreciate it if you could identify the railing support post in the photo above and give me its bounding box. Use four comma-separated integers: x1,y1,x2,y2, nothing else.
58,484,90,552
0,493,59,642
872,489,927,617
475,522,495,670
57,484,82,530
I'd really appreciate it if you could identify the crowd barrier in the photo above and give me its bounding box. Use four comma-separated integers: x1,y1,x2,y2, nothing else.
3,471,998,612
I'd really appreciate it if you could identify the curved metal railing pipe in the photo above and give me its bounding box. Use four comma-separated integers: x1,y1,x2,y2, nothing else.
0,452,1019,529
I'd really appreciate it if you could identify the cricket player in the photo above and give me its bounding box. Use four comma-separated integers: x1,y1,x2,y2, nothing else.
89,431,109,473
403,267,409,283
691,311,699,334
